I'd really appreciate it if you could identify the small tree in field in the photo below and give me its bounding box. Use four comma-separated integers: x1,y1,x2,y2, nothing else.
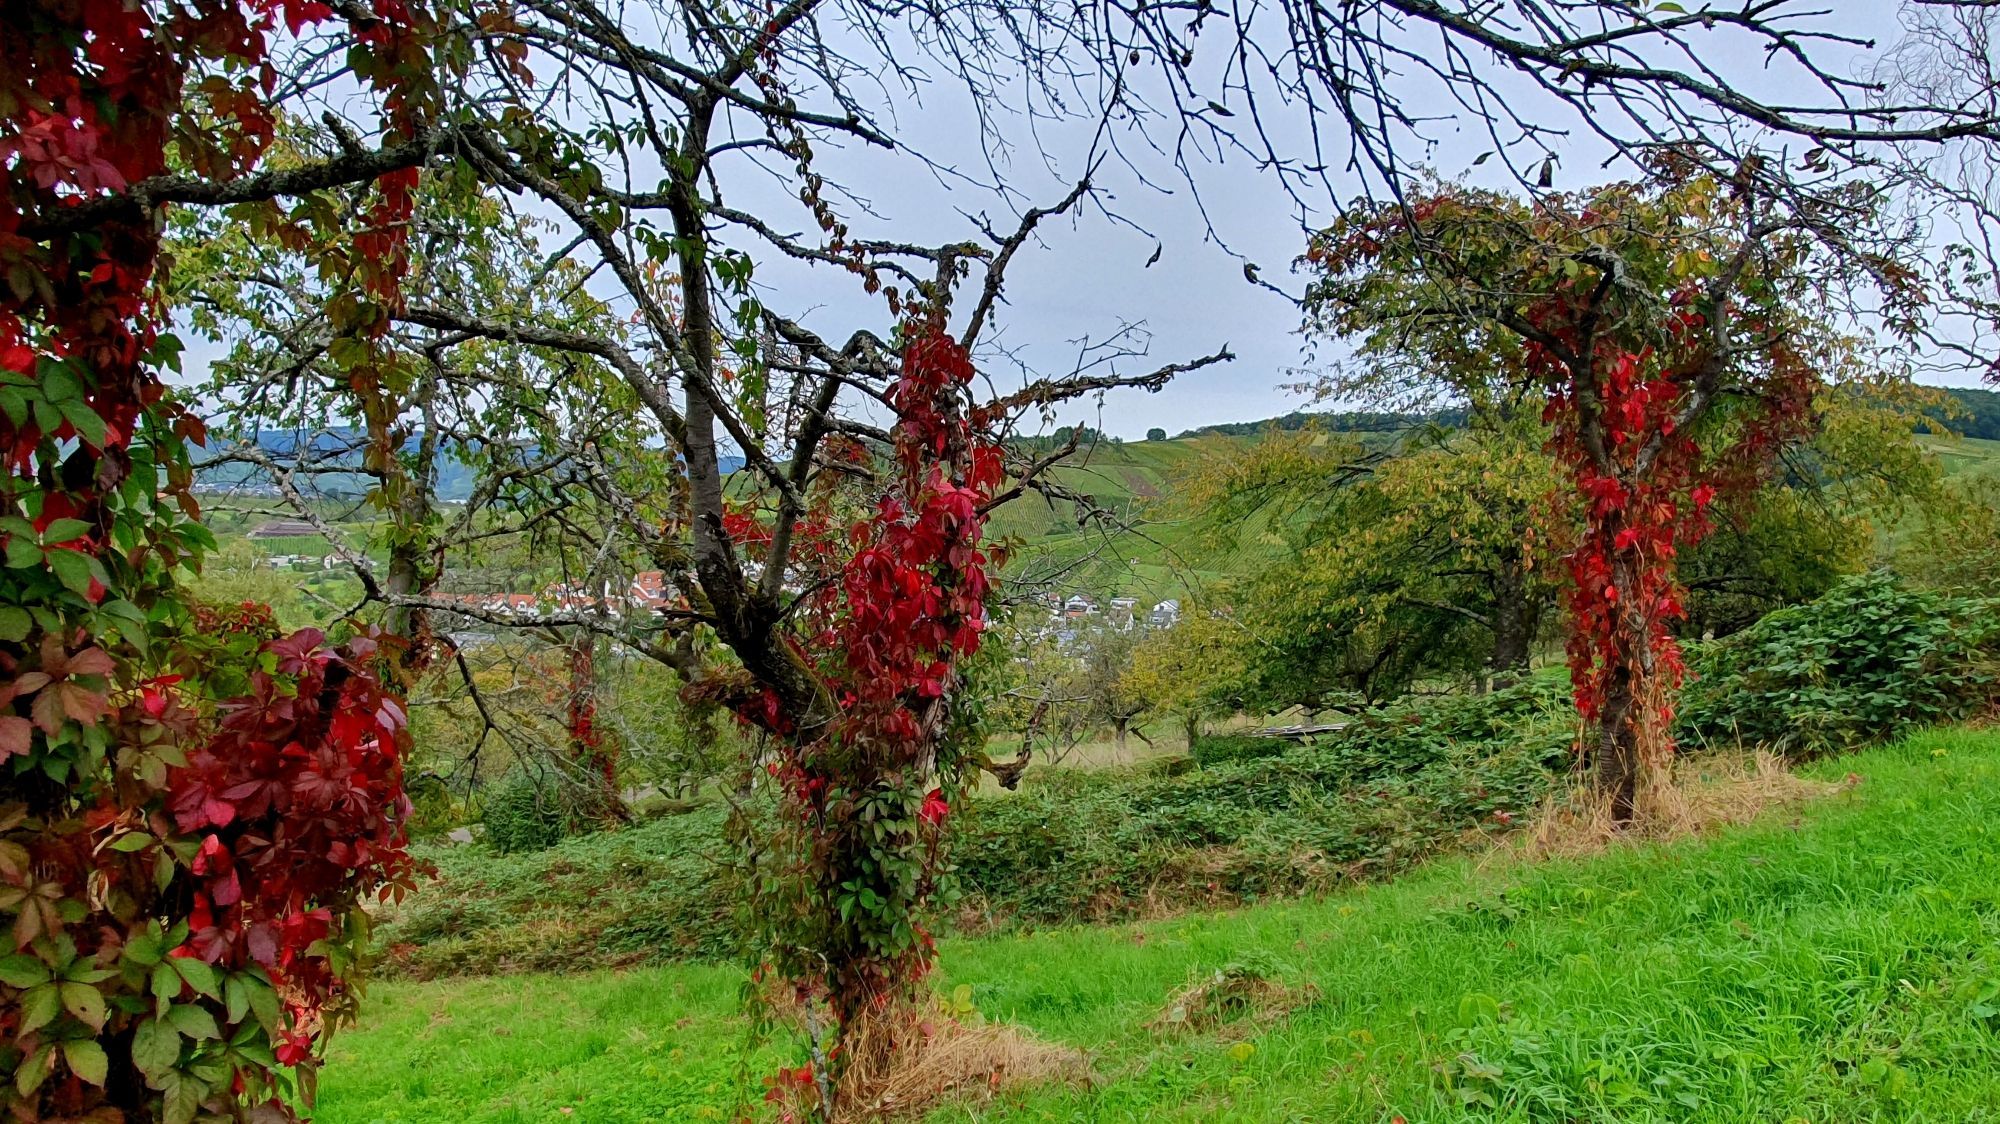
1123,605,1248,747
1304,169,1919,821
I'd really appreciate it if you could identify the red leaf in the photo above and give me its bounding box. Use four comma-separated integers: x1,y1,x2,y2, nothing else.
0,716,32,759
919,788,949,826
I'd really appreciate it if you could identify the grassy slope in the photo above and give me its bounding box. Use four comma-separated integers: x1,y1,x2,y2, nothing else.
989,431,1346,597
318,726,2000,1123
1919,433,2000,482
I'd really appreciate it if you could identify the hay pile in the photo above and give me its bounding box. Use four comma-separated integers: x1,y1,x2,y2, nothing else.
1148,962,1320,1038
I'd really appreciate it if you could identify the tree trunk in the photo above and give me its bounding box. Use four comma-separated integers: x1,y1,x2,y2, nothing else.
1487,553,1535,691
1593,548,1661,826
1593,665,1641,824
380,382,439,669
565,631,626,824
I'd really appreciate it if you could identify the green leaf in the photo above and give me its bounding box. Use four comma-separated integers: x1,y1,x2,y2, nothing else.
62,1038,108,1086
167,1002,220,1040
47,547,92,596
18,982,59,1032
225,976,250,1024
0,952,50,988
152,960,181,1000
131,1016,181,1077
162,1071,203,1124
40,366,82,403
58,399,107,447
245,977,280,1031
37,518,90,544
4,535,43,569
60,980,106,1029
0,605,29,641
14,1043,52,1096
1457,991,1502,1026
326,336,371,372
171,956,220,999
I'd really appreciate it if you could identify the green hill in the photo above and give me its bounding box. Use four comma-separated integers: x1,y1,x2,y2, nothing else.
996,395,2000,602
1918,432,2000,482
988,433,1259,598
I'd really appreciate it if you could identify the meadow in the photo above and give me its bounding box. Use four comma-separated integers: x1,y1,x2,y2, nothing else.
316,726,2000,1123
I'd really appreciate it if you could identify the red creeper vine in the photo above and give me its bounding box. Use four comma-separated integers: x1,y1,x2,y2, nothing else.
2,1,435,1118
727,328,1004,1108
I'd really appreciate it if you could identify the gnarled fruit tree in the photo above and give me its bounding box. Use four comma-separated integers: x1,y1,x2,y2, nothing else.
1303,168,1922,822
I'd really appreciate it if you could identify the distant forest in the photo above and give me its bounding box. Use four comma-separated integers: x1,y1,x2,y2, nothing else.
1175,407,1469,438
1923,386,2000,441
1176,386,2000,442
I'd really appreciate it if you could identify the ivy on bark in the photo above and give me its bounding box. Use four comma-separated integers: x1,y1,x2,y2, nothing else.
1302,168,1907,820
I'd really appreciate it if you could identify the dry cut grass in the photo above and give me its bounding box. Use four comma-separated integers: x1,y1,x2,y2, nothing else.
756,994,1088,1122
1510,749,1852,863
855,1016,1086,1120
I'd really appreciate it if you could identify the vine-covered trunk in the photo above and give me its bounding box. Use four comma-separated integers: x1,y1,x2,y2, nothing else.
1592,661,1642,822
371,371,437,665
565,631,624,824
1578,507,1675,824
736,330,1001,1116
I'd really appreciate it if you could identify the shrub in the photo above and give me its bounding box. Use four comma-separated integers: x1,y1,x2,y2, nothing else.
1190,733,1289,768
480,772,576,854
404,772,462,837
954,679,1573,926
381,682,1577,976
380,804,738,978
1678,572,2000,756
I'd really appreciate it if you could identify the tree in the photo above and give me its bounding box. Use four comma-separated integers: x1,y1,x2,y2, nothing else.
1122,604,1249,746
1189,410,1562,704
1304,170,1919,822
1147,427,1168,442
0,2,438,1119
133,12,1231,1109
1680,378,1949,638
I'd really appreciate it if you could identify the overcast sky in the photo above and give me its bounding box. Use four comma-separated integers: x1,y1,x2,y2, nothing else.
184,2,1992,444
726,1,1989,441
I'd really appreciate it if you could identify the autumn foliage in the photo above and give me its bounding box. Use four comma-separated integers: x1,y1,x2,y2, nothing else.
1305,172,1848,819
722,327,1003,1104
2,1,428,1118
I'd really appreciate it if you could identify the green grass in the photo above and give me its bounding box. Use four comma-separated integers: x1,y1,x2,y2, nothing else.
318,726,2000,1122
1919,433,2000,482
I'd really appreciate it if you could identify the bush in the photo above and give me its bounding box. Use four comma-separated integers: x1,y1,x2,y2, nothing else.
404,771,462,837
382,682,1577,976
954,679,1574,926
1189,733,1289,768
381,803,739,979
480,771,575,854
1678,572,2000,756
